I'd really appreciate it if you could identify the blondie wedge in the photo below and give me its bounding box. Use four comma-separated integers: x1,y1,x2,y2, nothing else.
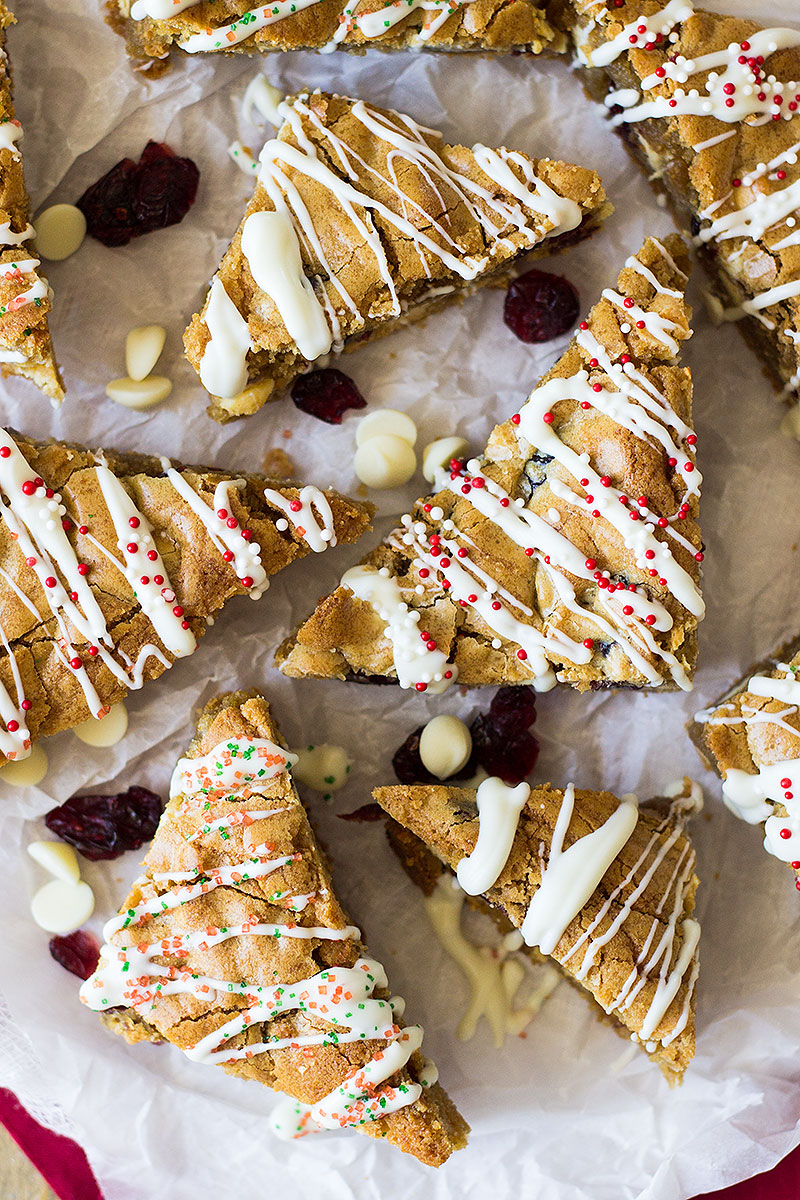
374,775,702,1084
108,0,562,65
690,636,800,890
557,0,800,406
183,90,611,421
0,429,371,766
278,234,704,693
82,691,469,1166
0,4,63,404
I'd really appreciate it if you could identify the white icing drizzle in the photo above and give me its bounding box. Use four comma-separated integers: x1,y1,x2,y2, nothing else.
456,778,530,896
240,210,331,361
579,0,693,68
162,465,269,598
342,565,456,693
83,733,424,1140
202,93,588,389
520,785,639,956
199,277,253,400
0,118,23,154
424,875,560,1047
95,466,196,658
0,222,34,247
262,485,336,553
703,662,800,863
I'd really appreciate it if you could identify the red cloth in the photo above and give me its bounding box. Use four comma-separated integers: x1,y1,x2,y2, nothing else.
0,1086,797,1200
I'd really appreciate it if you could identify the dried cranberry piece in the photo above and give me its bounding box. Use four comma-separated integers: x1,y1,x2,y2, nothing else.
291,368,366,424
44,786,163,861
470,714,539,785
504,269,580,343
392,726,436,785
487,686,537,737
49,930,100,981
77,141,199,248
338,802,385,822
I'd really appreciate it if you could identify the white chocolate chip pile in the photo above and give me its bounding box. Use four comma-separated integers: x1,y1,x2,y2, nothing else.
354,408,418,489
422,435,470,484
28,839,95,935
292,743,352,797
34,203,87,261
419,714,473,779
107,324,171,410
73,702,129,748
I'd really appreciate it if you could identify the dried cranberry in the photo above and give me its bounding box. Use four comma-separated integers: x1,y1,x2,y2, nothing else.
45,786,163,861
77,141,199,248
291,368,366,424
392,726,436,785
49,931,100,981
470,714,539,785
338,802,385,822
504,269,580,343
487,686,537,737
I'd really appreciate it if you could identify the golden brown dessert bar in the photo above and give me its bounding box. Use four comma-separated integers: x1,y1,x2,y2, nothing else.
183,89,611,421
0,4,63,403
277,234,703,693
556,1,800,406
374,775,702,1084
107,0,563,66
82,691,469,1166
0,429,371,766
689,634,800,889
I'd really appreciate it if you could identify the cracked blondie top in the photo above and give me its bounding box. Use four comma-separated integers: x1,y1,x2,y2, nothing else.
107,0,563,65
374,776,701,1085
0,429,371,766
0,3,63,404
183,90,610,421
277,234,703,693
556,0,800,406
690,636,800,888
82,691,469,1167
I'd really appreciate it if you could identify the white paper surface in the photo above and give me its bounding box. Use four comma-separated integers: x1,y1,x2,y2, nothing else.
0,2,799,1197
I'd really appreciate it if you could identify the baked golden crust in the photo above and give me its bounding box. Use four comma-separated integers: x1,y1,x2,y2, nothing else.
277,234,702,692
374,779,701,1084
183,90,611,421
0,430,372,764
108,0,563,65
0,4,63,403
86,691,469,1167
555,1,800,405
689,635,800,885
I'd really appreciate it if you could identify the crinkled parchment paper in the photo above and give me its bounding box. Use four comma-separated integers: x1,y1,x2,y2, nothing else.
0,1,798,1197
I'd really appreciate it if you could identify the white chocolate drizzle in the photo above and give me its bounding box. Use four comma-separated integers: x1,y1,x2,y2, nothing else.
83,733,426,1139
456,777,530,896
263,485,336,553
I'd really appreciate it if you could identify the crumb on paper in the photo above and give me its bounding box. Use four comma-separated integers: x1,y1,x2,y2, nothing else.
262,447,295,478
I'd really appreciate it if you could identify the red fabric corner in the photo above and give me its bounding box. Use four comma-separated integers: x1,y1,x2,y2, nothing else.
0,1088,103,1200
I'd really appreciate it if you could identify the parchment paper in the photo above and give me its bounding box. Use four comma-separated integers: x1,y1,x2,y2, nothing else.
0,2,798,1197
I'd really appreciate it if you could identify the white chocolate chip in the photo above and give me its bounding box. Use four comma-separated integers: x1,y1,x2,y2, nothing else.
73,701,129,747
125,325,166,382
292,743,352,794
0,744,48,786
422,436,470,483
354,434,417,489
31,879,94,935
419,714,473,780
356,409,417,447
106,376,172,410
27,840,81,885
33,203,87,261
